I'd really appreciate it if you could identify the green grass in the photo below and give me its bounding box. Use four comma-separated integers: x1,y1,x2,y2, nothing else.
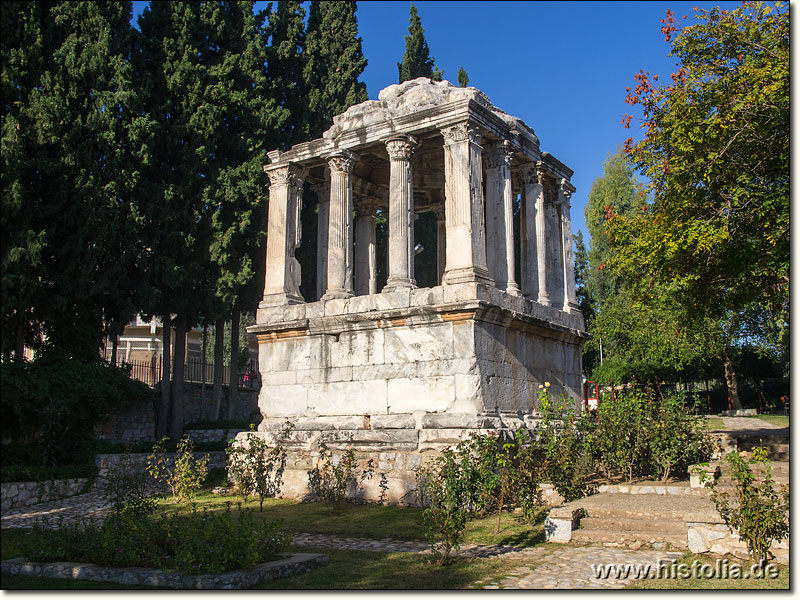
752,414,789,428
628,553,789,590
153,492,545,547
705,417,726,430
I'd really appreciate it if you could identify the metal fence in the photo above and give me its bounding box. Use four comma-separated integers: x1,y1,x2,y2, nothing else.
113,357,259,389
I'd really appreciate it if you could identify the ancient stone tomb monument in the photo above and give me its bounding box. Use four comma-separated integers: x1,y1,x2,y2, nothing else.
242,78,588,502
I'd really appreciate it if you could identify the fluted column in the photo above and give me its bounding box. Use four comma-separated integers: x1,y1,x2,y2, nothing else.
262,163,306,306
354,203,377,296
322,150,358,300
534,165,552,306
484,142,521,295
440,121,492,285
559,179,580,314
514,164,537,299
383,136,418,292
312,180,330,301
433,205,446,285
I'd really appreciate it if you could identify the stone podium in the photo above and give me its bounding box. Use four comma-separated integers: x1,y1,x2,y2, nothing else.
243,78,588,503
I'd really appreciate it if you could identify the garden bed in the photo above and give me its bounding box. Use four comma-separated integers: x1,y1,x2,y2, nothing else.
1,553,328,589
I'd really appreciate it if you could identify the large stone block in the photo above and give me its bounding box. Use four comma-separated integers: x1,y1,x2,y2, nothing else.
307,379,387,416
388,376,456,413
383,323,453,363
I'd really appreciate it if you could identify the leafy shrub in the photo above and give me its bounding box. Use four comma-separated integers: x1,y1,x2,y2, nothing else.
536,385,595,501
591,389,713,483
707,446,789,565
0,350,153,462
29,503,291,575
307,441,374,511
415,446,476,566
147,436,208,503
101,452,157,518
226,423,293,510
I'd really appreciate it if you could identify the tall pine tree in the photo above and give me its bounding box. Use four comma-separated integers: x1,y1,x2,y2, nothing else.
302,1,368,141
398,4,443,83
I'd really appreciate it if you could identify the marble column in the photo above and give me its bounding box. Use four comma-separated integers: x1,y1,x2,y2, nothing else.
534,166,552,306
262,163,306,306
383,136,418,292
322,150,358,300
433,205,446,285
312,180,330,301
354,203,377,296
440,121,492,286
559,179,580,314
514,164,538,299
484,142,521,295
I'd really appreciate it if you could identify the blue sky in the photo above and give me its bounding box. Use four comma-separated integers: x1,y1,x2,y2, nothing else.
131,0,741,245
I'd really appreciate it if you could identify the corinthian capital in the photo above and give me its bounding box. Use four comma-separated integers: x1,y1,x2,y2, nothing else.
384,136,418,161
440,121,481,146
484,141,514,169
558,178,575,203
264,163,306,190
325,150,358,174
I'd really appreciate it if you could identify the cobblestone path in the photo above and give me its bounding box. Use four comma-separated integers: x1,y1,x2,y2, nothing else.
1,491,111,529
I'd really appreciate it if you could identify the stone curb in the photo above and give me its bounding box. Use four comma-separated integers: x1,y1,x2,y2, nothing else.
1,553,328,589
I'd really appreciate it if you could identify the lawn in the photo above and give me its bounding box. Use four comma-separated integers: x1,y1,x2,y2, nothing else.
627,553,789,590
752,414,789,428
705,417,726,430
1,496,545,590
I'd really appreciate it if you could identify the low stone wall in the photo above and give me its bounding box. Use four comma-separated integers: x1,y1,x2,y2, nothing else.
1,553,328,589
92,382,260,445
687,521,789,565
94,404,156,444
1,479,90,510
95,451,227,489
184,429,246,444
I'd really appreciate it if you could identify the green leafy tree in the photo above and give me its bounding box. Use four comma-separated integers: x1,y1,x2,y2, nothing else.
397,4,443,83
456,66,469,87
613,3,789,366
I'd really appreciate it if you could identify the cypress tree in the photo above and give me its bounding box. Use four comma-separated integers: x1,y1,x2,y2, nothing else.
302,1,368,141
2,1,150,361
457,66,469,87
265,1,306,148
397,3,443,83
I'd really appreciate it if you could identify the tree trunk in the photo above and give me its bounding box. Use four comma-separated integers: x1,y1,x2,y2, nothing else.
170,314,186,440
15,321,24,363
212,318,224,421
201,323,208,415
723,351,742,410
705,379,711,414
110,332,119,366
158,314,172,438
227,310,240,420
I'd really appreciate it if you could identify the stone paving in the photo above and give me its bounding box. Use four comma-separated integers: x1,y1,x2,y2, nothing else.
1,491,111,529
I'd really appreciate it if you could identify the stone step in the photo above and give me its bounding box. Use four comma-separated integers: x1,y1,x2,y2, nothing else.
579,516,687,535
570,529,688,550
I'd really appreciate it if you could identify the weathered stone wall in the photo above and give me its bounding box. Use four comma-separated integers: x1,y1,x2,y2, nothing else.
93,383,260,445
232,430,565,507
687,521,788,565
1,479,90,510
255,283,585,434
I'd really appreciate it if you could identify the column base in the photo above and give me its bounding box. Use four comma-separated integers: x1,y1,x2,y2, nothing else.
382,277,417,293
260,292,305,308
563,300,581,315
537,293,552,307
443,266,494,287
503,282,522,297
321,289,354,301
